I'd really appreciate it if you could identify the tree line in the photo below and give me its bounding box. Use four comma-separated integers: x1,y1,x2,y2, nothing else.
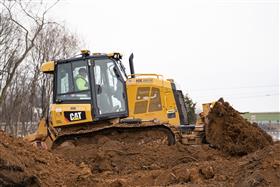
0,0,81,136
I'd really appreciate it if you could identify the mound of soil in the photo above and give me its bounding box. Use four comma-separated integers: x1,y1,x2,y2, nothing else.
53,130,227,186
205,98,273,156
0,130,92,186
53,130,280,186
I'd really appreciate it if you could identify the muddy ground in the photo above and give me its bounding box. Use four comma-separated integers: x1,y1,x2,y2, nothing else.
1,99,280,186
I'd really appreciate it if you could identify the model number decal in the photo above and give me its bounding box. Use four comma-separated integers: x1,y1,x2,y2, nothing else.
64,111,86,122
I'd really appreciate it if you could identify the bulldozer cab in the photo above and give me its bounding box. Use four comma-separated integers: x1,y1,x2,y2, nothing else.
54,53,128,121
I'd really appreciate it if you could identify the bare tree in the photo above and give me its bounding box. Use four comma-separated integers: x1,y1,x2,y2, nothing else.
0,23,81,136
0,66,30,135
0,0,59,104
27,24,80,129
0,13,22,98
0,0,84,136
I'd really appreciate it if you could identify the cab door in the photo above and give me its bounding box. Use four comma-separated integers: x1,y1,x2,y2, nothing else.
91,58,128,119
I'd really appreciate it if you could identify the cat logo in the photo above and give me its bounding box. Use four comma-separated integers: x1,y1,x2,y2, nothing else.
70,112,82,121
64,111,86,122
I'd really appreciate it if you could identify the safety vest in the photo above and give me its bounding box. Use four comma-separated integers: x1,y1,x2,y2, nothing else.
75,75,88,90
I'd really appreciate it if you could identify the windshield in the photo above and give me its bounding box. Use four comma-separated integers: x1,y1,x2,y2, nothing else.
56,60,91,101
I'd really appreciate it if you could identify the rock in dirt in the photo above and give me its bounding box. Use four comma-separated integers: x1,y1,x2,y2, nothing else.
199,165,214,179
205,98,273,156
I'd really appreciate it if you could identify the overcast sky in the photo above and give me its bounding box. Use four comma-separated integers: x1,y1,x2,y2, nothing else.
48,0,279,112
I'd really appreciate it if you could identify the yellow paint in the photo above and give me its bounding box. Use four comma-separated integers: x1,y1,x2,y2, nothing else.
81,49,90,55
202,102,216,116
50,104,93,127
126,76,180,127
40,61,54,73
127,74,164,79
107,52,123,59
24,118,48,142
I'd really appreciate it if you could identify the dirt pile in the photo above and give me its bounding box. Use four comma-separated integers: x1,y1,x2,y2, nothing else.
0,130,93,186
53,130,280,186
205,98,273,156
53,131,228,186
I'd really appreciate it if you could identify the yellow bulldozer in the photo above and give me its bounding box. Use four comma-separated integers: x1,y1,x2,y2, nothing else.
25,50,211,149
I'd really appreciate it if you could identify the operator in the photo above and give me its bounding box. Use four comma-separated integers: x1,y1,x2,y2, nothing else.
75,68,89,91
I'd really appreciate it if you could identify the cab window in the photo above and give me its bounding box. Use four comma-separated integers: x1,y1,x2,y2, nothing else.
56,60,91,101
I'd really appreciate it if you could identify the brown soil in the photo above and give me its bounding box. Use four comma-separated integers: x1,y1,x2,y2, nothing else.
52,129,280,186
1,132,279,187
205,98,273,156
53,131,225,186
1,99,279,186
0,130,93,186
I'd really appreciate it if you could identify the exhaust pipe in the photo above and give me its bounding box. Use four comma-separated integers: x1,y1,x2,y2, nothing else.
129,53,135,78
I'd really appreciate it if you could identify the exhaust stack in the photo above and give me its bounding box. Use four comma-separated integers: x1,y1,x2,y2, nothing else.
129,53,135,78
